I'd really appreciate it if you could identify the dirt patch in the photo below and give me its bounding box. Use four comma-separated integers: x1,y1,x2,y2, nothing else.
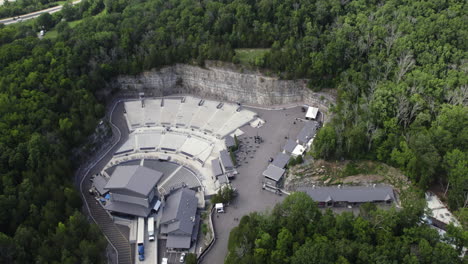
285,159,410,193
341,174,385,184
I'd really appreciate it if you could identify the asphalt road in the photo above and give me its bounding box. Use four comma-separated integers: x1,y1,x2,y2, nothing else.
0,0,82,25
78,100,133,264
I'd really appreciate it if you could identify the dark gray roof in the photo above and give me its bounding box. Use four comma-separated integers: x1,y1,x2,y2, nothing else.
191,214,200,241
160,188,198,237
105,160,141,176
283,139,297,153
262,165,285,182
167,235,191,249
225,136,236,148
211,158,223,177
220,150,234,170
93,175,109,195
143,160,178,180
298,186,395,203
217,174,229,185
297,121,319,144
272,152,291,169
104,200,152,217
105,165,162,196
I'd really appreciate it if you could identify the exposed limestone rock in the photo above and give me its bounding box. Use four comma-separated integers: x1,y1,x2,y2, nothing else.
108,63,336,121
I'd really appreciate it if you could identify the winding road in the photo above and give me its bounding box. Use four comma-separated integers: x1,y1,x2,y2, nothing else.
0,0,81,25
78,99,133,264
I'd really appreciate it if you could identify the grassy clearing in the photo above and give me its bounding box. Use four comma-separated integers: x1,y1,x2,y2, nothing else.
235,48,270,65
44,9,107,39
43,29,57,39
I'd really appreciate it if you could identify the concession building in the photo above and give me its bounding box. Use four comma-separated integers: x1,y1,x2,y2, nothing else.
299,186,396,207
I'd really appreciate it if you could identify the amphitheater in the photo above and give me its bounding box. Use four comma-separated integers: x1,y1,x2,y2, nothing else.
102,96,259,197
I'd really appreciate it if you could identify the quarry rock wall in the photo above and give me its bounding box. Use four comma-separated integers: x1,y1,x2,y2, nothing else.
110,63,336,120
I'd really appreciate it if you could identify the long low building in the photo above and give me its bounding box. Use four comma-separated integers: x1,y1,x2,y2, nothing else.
272,152,290,169
297,121,319,146
299,186,396,207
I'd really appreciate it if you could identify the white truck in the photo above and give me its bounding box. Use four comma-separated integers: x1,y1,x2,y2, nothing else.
148,216,155,242
215,203,224,213
137,217,145,261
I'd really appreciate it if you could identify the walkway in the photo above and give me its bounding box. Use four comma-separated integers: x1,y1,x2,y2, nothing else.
78,99,133,264
83,181,132,264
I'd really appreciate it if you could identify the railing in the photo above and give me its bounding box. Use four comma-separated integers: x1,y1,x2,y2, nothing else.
196,206,216,263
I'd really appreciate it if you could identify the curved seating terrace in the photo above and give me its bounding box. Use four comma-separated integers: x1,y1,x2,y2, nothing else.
108,96,257,196
124,96,256,138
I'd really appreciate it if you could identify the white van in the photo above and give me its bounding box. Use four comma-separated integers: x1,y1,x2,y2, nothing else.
215,203,224,213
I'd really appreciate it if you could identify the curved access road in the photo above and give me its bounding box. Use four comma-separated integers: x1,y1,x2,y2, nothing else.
0,0,81,25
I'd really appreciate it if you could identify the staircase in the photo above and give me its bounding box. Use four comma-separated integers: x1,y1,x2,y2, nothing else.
83,179,133,264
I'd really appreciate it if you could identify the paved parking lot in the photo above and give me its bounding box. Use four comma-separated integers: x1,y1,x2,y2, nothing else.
158,239,183,264
201,106,307,263
138,234,157,263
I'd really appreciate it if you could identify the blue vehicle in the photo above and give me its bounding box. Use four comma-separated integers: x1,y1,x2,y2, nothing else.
137,217,145,261
138,244,145,261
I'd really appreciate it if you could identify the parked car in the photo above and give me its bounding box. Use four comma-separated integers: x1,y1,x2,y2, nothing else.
179,252,186,263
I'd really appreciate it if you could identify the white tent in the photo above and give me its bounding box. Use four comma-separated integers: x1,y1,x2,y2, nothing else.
306,106,319,120
292,144,305,156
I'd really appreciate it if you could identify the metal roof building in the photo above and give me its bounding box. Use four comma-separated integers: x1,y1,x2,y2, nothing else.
105,200,154,217
105,165,162,197
104,165,163,217
297,121,319,145
225,135,236,148
262,164,285,182
219,150,234,172
211,158,223,177
160,188,199,249
298,186,395,205
93,174,109,195
283,139,297,154
272,152,291,169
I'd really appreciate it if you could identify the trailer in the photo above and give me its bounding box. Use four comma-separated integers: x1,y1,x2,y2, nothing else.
137,217,145,261
148,216,155,242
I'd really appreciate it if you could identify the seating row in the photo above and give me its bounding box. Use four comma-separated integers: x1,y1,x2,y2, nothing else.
124,97,256,138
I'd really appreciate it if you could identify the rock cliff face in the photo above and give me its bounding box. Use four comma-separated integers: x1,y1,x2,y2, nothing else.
109,63,336,119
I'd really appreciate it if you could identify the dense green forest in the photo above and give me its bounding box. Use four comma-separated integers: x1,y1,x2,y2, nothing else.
226,192,467,264
0,0,466,262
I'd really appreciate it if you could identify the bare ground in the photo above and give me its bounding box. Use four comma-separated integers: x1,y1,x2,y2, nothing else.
285,159,410,193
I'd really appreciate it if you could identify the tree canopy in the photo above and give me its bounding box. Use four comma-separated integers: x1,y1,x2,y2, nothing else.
226,192,467,264
0,0,466,262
